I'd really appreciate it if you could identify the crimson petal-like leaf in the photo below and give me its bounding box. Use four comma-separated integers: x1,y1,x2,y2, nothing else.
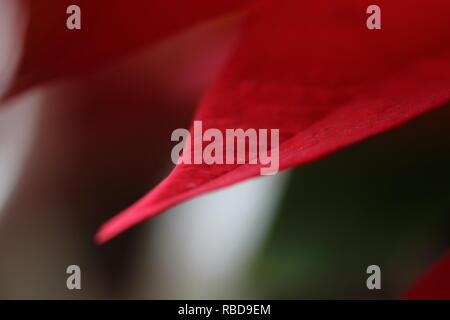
96,0,450,243
403,252,450,300
4,0,248,98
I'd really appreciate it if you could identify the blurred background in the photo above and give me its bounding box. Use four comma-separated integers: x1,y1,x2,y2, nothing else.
0,0,449,299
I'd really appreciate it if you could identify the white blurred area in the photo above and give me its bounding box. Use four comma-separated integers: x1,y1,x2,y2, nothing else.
142,173,289,299
0,93,41,217
0,0,37,215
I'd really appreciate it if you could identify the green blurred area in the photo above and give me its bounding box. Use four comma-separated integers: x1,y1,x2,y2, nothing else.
251,104,450,299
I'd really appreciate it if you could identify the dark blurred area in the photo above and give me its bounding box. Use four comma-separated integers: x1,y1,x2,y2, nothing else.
252,103,450,299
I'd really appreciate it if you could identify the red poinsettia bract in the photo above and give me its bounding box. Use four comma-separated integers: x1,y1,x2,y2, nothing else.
3,0,450,299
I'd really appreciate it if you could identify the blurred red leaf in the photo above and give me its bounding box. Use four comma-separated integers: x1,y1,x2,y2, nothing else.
403,252,450,300
5,0,248,98
96,0,450,243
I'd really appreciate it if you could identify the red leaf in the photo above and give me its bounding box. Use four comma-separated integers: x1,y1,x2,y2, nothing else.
5,0,248,98
96,0,450,243
403,252,450,300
